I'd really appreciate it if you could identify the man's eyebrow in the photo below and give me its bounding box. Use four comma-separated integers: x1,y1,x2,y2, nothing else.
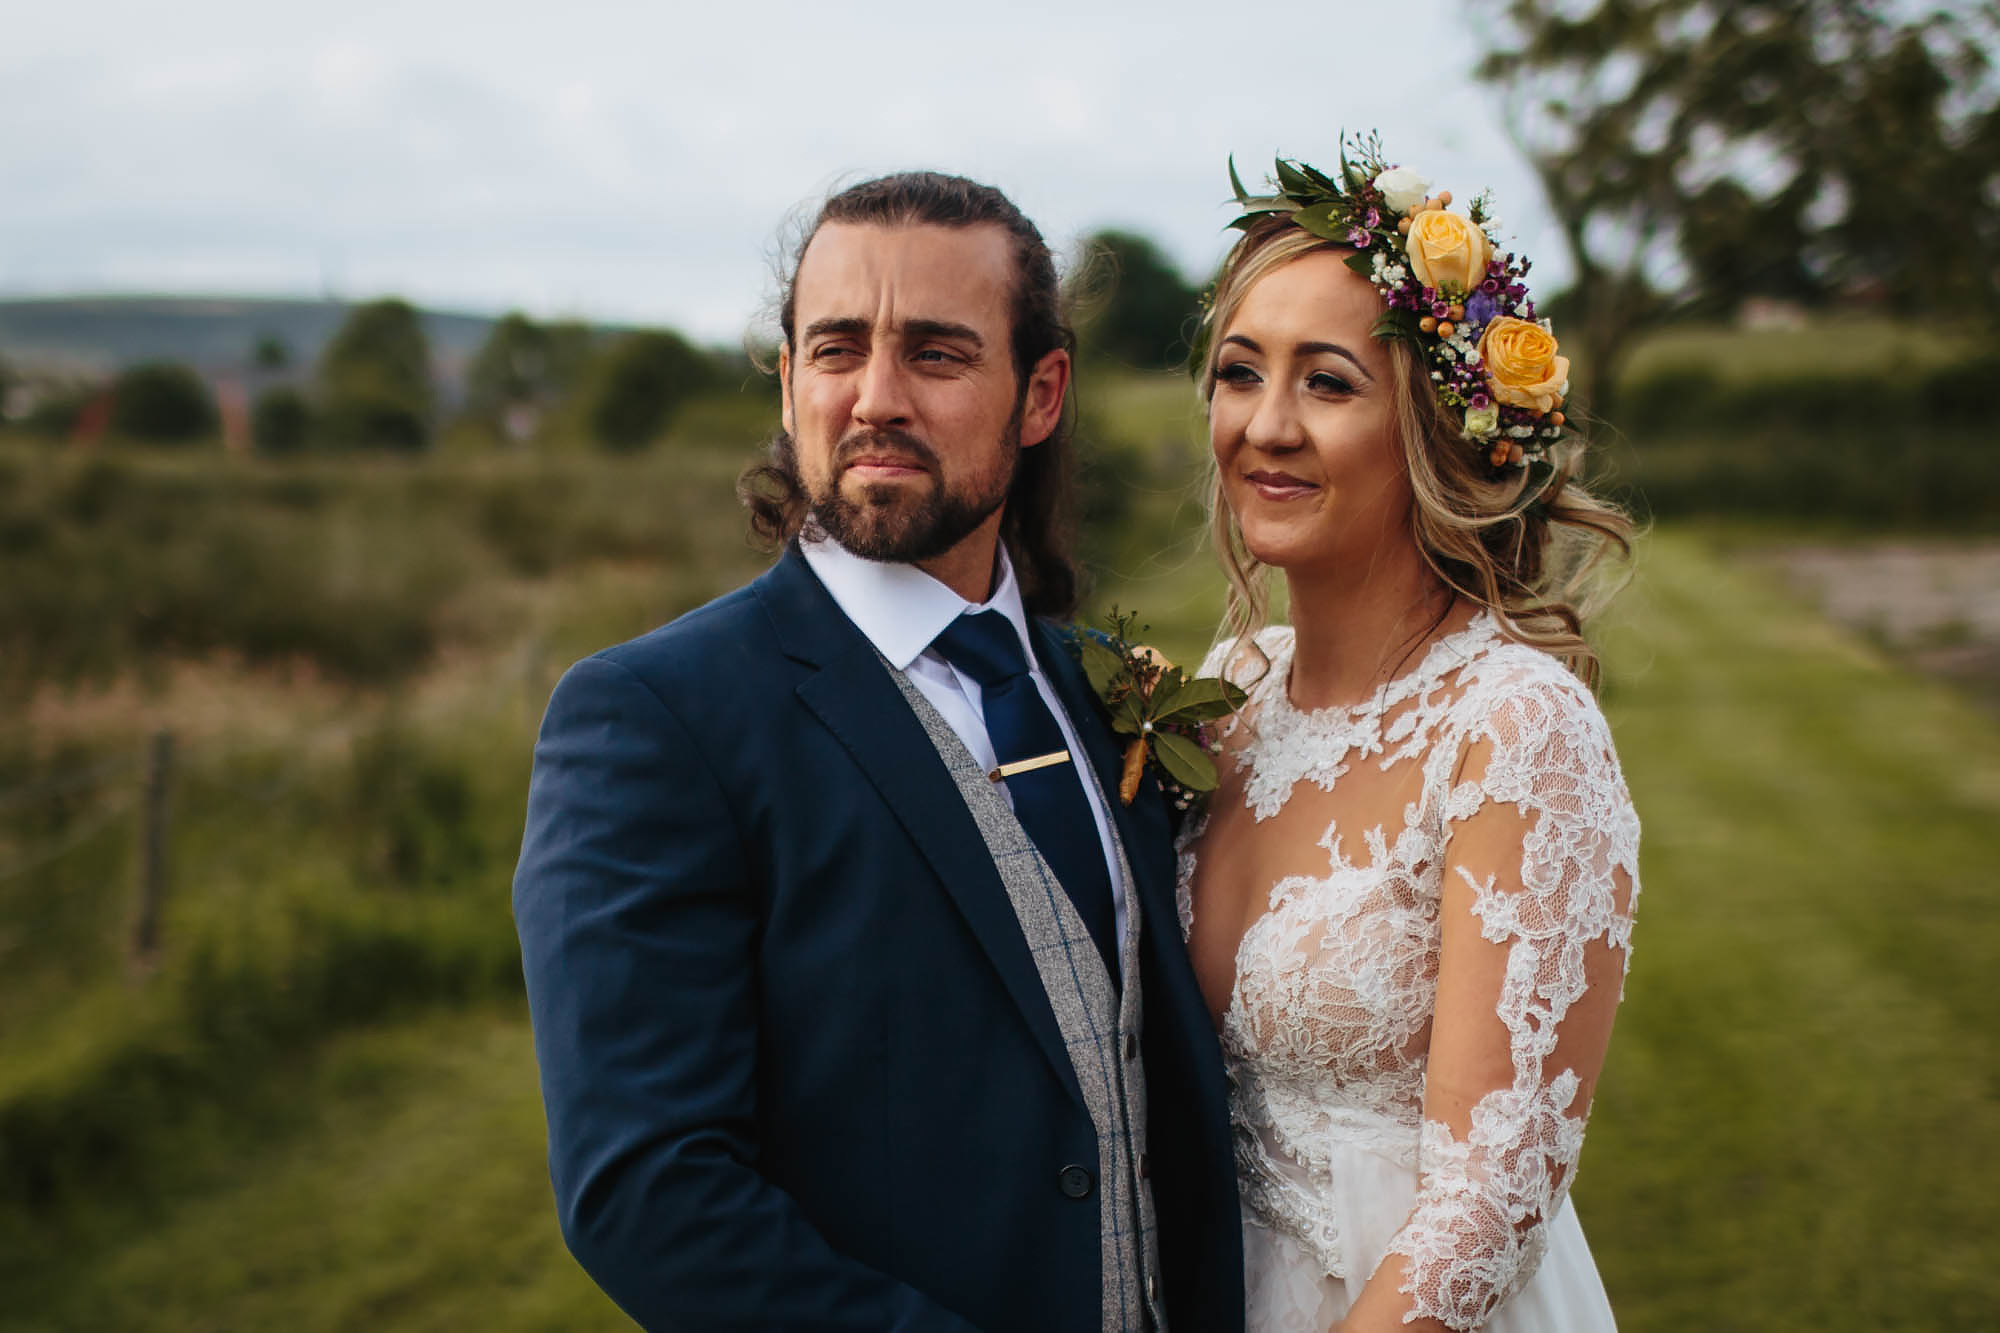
802,316,870,342
800,316,984,348
1218,333,1373,381
903,318,983,347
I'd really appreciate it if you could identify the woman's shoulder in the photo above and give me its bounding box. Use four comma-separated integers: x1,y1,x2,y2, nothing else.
1458,629,1619,760
1198,624,1293,688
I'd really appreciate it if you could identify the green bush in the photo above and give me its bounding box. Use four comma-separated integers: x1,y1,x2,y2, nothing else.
109,362,216,443
251,385,311,455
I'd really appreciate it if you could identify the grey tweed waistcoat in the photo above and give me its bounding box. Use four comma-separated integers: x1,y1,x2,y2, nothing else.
885,661,1166,1333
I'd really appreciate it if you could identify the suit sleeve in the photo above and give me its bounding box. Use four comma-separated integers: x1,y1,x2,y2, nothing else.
512,655,982,1332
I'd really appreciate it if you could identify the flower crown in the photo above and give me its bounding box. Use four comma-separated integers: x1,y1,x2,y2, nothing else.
1209,134,1570,473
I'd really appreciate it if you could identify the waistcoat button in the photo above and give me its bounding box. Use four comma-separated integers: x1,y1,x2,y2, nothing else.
1057,1164,1095,1199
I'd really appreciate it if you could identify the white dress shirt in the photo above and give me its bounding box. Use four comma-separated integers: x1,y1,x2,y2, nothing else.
800,536,1130,952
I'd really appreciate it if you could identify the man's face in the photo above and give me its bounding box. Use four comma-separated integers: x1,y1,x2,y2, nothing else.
781,221,1065,566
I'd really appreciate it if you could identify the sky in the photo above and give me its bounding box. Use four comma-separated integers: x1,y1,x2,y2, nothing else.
1,0,1565,344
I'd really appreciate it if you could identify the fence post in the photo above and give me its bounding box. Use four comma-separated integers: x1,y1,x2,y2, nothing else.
132,729,174,967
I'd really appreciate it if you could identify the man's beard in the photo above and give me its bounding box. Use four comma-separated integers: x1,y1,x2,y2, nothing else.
807,418,1020,564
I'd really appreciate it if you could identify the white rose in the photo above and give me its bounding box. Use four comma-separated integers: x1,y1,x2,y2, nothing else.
1462,404,1500,439
1374,166,1430,215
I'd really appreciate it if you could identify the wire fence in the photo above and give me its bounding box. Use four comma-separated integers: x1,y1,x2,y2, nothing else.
0,642,555,969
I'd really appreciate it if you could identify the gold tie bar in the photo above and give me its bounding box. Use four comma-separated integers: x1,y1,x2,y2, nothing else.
987,750,1072,783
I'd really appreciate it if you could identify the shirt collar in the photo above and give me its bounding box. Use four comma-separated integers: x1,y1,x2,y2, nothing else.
800,534,1035,672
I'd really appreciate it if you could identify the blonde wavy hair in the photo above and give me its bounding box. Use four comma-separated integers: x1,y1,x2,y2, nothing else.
1198,220,1634,689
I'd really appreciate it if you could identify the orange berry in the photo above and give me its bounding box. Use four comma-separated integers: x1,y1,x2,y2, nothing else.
1447,302,1465,321
1419,315,1438,334
1508,444,1524,465
1551,412,1566,428
1397,216,1412,234
1435,320,1455,339
1437,190,1453,207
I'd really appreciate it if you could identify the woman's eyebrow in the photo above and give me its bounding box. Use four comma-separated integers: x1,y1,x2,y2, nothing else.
1294,340,1373,381
1218,333,1373,381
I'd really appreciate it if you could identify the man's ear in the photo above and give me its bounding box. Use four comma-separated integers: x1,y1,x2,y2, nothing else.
779,344,794,436
1017,347,1071,449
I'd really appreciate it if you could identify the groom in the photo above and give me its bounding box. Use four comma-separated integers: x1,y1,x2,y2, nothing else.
512,172,1242,1332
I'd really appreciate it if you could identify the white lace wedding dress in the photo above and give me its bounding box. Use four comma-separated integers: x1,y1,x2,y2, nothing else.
1181,615,1639,1331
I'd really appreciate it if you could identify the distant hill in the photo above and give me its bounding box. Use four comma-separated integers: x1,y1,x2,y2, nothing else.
0,296,510,379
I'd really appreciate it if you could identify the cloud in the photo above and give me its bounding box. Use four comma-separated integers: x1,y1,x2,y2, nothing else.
0,0,1569,342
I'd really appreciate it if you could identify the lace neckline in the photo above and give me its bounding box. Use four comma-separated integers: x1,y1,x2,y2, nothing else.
1232,611,1499,821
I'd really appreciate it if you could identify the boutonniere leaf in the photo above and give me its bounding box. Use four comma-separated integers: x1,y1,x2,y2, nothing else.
1072,609,1247,809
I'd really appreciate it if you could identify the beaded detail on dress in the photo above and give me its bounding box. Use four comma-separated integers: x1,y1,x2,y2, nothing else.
1179,617,1640,1330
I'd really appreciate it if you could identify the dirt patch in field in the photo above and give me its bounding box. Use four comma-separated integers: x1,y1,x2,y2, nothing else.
1751,541,2000,712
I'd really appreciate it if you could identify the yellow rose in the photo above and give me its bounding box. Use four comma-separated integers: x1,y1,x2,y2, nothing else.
1478,317,1570,414
1404,209,1492,294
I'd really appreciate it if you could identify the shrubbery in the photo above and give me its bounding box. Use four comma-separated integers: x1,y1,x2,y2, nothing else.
108,362,217,443
0,449,735,698
1603,344,1999,527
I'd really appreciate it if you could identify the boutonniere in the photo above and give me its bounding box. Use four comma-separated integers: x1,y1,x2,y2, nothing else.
1071,609,1247,809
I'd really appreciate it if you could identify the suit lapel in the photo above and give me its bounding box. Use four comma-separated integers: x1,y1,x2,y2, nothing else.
758,548,1083,1107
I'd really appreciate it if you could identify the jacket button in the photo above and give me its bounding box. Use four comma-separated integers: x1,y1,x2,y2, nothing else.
1138,1152,1150,1180
1057,1164,1095,1199
1124,1030,1138,1060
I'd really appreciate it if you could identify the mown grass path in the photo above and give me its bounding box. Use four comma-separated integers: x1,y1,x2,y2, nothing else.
1581,528,1999,1328
7,527,1996,1331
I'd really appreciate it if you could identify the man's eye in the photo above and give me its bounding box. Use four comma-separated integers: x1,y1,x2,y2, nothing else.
812,345,857,363
913,347,960,364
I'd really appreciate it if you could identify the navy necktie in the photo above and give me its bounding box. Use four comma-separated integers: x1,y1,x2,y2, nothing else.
932,610,1119,980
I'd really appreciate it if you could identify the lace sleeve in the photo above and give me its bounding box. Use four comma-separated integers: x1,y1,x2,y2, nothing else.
1373,674,1640,1329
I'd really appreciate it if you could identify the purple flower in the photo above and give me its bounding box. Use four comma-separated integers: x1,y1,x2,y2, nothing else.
1364,207,1381,229
1481,277,1501,295
1466,291,1498,328
1430,298,1450,318
1469,390,1492,409
1347,227,1373,248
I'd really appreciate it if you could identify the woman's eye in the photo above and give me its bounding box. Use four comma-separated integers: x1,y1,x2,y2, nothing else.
1215,363,1260,385
1308,371,1356,395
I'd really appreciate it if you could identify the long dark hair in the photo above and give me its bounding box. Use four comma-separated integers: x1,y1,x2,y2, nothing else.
738,171,1080,618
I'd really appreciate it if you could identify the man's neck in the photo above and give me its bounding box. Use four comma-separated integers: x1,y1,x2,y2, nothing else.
914,513,1007,605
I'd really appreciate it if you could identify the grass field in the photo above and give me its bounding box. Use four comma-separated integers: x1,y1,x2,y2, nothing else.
4,325,1997,1331
4,493,1996,1328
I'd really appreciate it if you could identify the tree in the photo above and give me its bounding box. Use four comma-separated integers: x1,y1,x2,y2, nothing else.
316,298,434,451
251,386,310,455
252,333,292,372
584,329,712,451
1074,230,1204,370
109,362,217,443
463,313,595,443
1470,0,2000,415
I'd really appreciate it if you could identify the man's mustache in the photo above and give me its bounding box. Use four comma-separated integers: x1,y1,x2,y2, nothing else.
834,429,939,474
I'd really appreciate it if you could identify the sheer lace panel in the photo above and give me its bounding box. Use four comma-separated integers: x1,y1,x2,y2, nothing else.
1181,620,1639,1329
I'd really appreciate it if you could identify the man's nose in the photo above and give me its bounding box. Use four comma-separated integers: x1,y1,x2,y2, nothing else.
852,349,914,428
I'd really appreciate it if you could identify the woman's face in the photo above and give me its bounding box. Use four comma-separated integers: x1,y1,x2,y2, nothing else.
1208,249,1410,575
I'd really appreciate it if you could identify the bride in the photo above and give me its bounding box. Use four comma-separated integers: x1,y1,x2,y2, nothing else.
1179,142,1640,1332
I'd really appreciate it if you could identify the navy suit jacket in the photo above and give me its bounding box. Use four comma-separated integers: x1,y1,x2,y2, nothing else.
513,544,1244,1332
